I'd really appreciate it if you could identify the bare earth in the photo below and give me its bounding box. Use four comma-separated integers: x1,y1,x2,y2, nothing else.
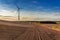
0,21,60,40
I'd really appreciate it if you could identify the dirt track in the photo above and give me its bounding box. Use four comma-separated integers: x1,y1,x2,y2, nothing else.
0,21,60,40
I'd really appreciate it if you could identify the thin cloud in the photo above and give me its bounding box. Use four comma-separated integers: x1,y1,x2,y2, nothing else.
32,1,38,4
0,3,60,21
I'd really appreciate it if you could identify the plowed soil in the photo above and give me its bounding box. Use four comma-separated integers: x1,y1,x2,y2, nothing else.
0,21,60,40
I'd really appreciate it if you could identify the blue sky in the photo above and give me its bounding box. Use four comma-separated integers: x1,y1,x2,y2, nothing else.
0,0,60,21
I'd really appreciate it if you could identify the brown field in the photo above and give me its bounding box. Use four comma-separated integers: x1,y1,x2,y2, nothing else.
0,20,60,40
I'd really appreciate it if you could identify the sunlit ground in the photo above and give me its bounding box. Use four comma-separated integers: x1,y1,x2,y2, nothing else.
51,26,60,31
35,23,60,31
